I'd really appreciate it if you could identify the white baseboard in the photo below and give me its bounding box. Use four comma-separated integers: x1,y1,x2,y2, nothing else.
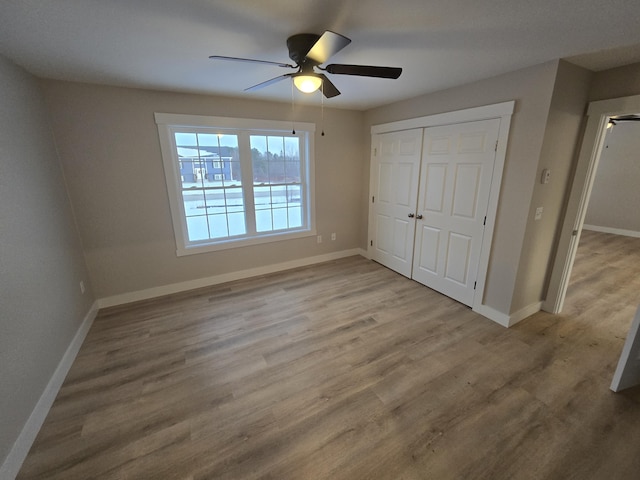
0,301,99,480
473,301,542,328
98,248,367,309
507,301,543,327
473,304,511,327
583,224,640,238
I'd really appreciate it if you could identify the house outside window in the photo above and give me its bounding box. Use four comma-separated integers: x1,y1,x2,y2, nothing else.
155,113,316,255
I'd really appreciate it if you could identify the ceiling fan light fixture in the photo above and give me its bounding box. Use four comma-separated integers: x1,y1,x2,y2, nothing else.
293,74,322,93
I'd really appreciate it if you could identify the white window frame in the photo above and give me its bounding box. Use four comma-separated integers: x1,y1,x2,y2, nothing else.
155,113,316,256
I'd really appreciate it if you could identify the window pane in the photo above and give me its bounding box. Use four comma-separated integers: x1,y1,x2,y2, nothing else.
285,160,301,183
271,185,287,207
250,135,267,152
267,136,284,184
175,132,197,146
194,161,207,187
287,185,301,203
228,212,246,236
180,160,195,187
223,161,242,186
256,209,272,232
273,208,288,230
251,135,268,184
224,187,244,213
205,190,226,215
250,134,304,233
183,191,206,217
288,206,302,228
254,185,271,211
184,186,246,240
251,135,295,185
193,133,239,189
284,137,299,160
208,214,229,239
197,133,219,146
186,216,209,241
270,161,286,184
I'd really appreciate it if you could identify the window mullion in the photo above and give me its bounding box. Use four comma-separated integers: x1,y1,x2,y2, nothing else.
299,135,308,227
238,131,257,235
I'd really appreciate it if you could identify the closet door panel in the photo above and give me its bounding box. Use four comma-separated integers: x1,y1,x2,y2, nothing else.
413,119,500,306
369,129,423,277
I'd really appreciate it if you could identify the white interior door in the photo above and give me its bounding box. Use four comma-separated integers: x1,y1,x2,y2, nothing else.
369,129,423,277
412,119,500,306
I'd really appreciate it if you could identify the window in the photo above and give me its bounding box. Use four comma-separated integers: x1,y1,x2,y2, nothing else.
155,113,315,255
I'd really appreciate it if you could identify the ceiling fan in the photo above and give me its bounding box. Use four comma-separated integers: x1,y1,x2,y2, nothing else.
209,31,402,98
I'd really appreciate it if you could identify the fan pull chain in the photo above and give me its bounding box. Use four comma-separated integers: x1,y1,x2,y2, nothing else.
321,82,325,136
291,80,296,135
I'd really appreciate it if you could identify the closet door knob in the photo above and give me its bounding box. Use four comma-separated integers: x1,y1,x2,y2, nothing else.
408,213,415,218
416,214,423,219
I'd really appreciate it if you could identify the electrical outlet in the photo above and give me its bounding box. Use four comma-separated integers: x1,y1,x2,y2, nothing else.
80,281,86,294
317,235,322,244
331,232,336,241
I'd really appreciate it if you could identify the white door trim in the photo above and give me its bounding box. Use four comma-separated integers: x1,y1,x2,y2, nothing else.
371,101,515,134
544,94,640,313
368,101,515,318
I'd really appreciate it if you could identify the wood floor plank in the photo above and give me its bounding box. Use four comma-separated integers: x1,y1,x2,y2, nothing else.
16,232,640,479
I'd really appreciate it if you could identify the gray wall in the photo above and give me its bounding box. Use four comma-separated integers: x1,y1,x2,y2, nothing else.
363,61,562,317
585,121,640,233
40,81,365,299
0,57,94,468
589,62,640,102
513,60,593,311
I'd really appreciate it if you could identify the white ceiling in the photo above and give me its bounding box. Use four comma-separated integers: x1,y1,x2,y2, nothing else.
1,0,640,110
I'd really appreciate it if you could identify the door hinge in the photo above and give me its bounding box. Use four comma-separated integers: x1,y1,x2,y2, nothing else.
483,216,486,226
474,281,477,290
495,140,498,152
372,195,375,203
373,147,377,156
370,240,373,247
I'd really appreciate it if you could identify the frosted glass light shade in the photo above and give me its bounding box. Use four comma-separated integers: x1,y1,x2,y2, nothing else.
293,75,322,93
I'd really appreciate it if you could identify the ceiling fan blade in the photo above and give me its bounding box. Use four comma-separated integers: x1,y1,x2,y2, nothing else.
319,74,340,98
325,64,402,79
611,114,640,121
209,55,295,69
245,74,293,92
305,31,351,64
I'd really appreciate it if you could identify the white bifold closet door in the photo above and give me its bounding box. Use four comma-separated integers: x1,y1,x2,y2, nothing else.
370,129,423,278
370,118,500,307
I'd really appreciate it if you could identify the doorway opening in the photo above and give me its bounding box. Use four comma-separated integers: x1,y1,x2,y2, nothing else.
545,94,640,314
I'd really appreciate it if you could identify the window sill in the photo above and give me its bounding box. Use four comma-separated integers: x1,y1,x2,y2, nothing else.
176,228,317,256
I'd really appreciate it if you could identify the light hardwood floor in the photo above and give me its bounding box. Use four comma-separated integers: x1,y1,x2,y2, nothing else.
17,230,640,479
